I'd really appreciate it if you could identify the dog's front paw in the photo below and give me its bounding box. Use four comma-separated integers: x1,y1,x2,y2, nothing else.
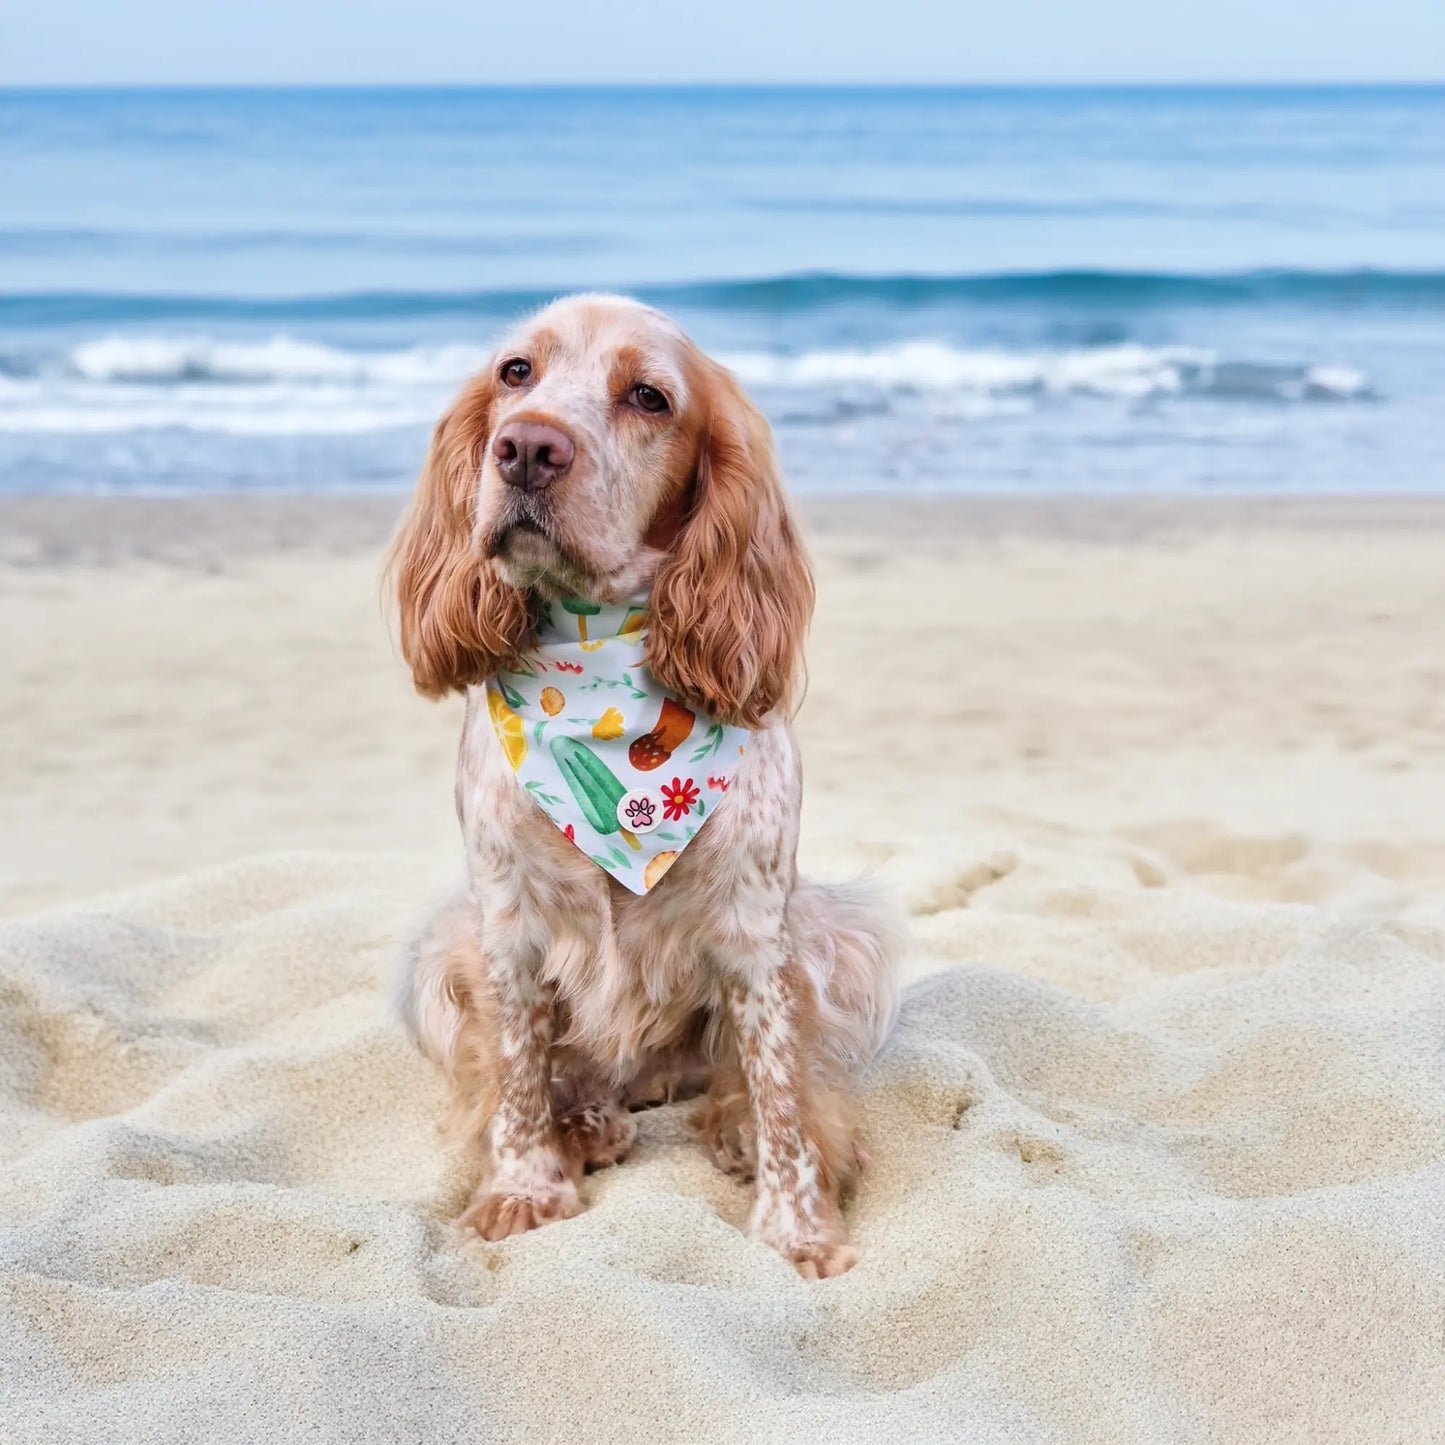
456,1167,580,1236
750,1194,857,1279
787,1238,858,1280
753,1220,859,1279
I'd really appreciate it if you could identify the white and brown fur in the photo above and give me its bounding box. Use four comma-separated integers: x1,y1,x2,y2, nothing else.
389,294,902,1278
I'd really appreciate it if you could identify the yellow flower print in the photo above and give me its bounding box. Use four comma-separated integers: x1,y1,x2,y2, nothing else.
591,706,625,741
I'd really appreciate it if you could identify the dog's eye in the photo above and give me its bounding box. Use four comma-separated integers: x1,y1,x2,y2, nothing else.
629,383,669,414
500,358,532,387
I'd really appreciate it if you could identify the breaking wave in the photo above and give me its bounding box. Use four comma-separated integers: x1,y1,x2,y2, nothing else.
0,332,1371,437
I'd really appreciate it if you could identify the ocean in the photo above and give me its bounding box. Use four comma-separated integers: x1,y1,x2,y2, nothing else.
2,85,1442,496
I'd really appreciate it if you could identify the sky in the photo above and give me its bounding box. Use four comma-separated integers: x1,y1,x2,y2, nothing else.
3,0,1442,85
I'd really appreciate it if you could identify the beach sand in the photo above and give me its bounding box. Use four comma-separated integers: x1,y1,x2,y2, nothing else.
3,494,1444,1442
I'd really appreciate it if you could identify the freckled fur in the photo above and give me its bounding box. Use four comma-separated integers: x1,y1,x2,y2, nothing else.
389,295,902,1278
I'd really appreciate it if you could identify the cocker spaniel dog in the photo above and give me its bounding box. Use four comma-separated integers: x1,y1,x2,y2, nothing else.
389,294,901,1278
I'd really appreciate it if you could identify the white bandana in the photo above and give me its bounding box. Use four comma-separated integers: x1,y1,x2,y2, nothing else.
485,594,750,894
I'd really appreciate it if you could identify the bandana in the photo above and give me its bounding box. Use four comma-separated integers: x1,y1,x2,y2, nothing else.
485,594,749,894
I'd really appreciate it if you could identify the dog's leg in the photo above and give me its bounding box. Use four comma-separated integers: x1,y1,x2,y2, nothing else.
725,953,858,1280
692,1049,756,1179
456,924,582,1241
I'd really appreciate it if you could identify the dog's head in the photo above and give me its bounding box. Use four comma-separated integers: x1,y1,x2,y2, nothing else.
388,294,813,728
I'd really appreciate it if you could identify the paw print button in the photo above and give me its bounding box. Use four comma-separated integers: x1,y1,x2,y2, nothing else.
617,789,661,834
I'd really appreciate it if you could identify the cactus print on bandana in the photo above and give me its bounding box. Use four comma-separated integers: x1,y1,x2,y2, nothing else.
485,593,749,894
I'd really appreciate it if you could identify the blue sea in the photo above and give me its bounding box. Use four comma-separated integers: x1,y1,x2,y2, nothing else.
2,85,1442,496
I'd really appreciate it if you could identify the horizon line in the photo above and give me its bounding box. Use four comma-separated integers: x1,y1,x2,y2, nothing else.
4,78,1442,91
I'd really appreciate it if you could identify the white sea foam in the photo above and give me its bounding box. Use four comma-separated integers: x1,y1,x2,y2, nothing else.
67,335,488,387
0,334,1373,437
0,336,478,435
1302,365,1370,398
721,340,1222,400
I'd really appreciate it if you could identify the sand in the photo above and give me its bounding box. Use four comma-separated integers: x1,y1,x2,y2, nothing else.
2,494,1444,1443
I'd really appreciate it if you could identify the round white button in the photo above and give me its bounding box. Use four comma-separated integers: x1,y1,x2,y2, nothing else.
616,789,661,834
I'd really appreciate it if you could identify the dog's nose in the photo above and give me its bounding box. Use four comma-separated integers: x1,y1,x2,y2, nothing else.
491,421,574,491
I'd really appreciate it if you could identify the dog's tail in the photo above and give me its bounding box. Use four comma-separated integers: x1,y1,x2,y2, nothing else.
391,883,475,1078
791,874,906,1069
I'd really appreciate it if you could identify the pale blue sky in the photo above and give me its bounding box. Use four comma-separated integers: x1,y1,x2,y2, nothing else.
3,0,1442,85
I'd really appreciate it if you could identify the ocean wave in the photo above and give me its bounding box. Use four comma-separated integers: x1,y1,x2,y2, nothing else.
25,333,1373,403
725,341,1196,399
63,335,487,386
3,268,1443,328
0,333,1371,437
724,341,1370,402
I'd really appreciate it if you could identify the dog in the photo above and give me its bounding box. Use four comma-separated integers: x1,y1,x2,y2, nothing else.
388,294,901,1278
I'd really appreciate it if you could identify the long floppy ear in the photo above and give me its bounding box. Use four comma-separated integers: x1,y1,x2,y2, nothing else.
386,374,531,698
647,364,815,729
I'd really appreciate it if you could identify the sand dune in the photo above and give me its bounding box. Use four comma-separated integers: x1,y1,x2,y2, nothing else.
3,496,1445,1442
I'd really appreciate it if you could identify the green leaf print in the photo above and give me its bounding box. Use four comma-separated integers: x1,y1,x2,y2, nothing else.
523,780,564,807
693,798,706,819
578,673,646,698
688,723,725,762
498,679,527,710
532,719,547,746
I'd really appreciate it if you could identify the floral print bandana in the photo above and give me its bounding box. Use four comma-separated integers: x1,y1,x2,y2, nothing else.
485,594,750,894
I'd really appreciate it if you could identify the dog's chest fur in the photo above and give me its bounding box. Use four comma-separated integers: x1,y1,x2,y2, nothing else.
455,687,802,1077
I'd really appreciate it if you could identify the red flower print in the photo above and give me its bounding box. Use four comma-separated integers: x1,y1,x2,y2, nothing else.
707,775,730,792
660,776,699,821
555,660,584,675
563,824,575,842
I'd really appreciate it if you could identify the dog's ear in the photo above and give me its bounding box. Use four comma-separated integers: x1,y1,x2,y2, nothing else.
646,363,814,728
387,374,532,698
